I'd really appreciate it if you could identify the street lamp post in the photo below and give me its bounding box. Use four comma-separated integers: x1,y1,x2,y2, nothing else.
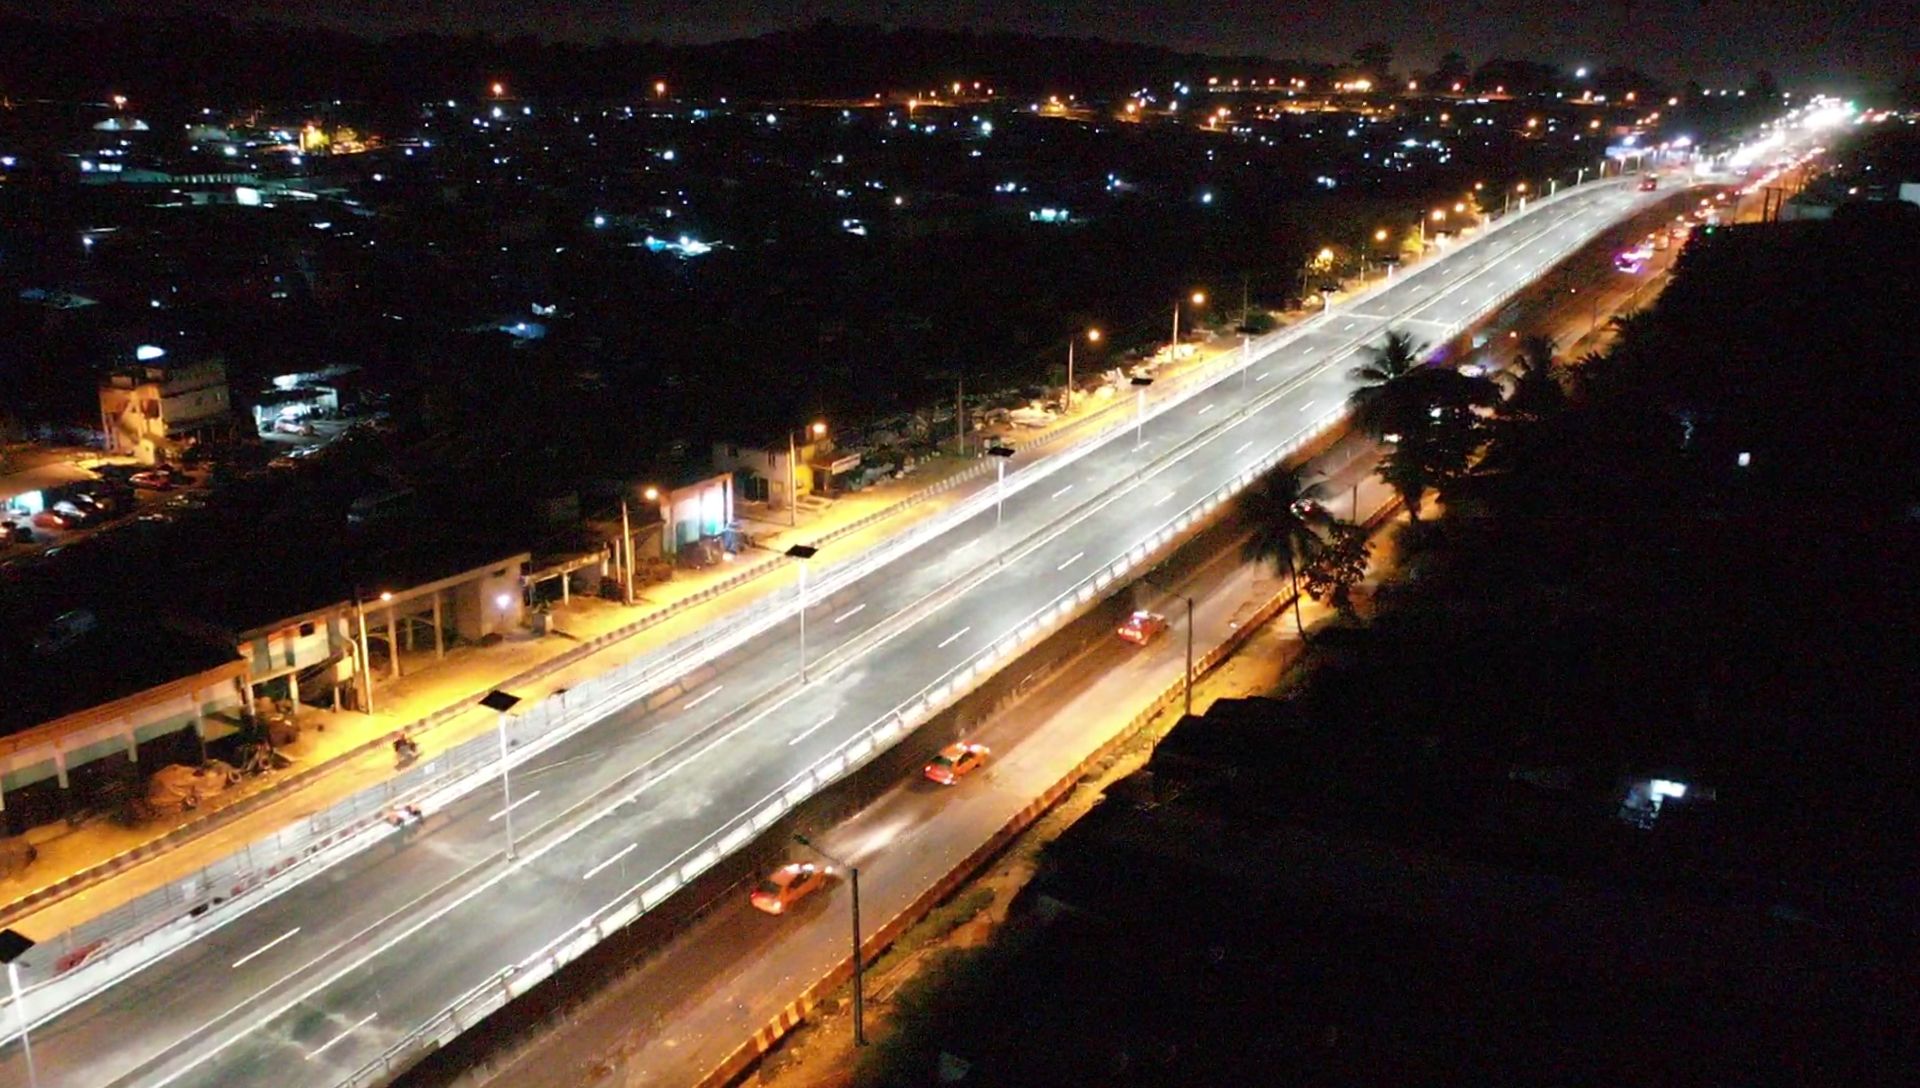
987,445,1015,525
352,587,377,715
1,929,37,1088
786,544,818,681
1130,376,1154,450
1066,327,1100,412
794,834,864,1045
480,690,522,860
1171,291,1205,357
786,421,827,528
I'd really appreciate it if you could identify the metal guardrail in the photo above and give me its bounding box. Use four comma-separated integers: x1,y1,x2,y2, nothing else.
333,174,1643,1086
1,171,1641,1066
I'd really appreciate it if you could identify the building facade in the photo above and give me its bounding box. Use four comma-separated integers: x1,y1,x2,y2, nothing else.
98,349,234,463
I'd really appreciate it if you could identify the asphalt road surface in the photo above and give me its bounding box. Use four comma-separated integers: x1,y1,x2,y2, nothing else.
1,178,1664,1088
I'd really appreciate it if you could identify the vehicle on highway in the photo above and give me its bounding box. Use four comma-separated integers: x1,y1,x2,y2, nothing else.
750,862,829,914
1117,609,1169,645
924,742,990,785
1638,175,1660,191
32,509,75,530
129,470,176,491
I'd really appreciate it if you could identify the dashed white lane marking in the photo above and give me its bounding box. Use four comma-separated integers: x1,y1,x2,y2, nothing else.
232,928,301,970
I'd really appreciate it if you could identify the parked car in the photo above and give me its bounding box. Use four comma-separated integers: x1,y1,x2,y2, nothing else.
50,500,99,527
924,742,990,785
749,862,829,915
272,417,315,436
32,510,74,530
1117,610,1169,646
129,471,175,491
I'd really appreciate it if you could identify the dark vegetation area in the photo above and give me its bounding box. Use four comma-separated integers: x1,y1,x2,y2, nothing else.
854,201,1920,1086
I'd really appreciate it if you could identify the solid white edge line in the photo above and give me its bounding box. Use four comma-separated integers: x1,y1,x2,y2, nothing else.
107,179,1643,1085
1055,551,1084,571
832,603,867,624
683,685,725,710
936,626,972,649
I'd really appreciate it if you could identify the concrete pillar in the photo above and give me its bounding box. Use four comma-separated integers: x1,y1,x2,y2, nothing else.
561,571,571,605
123,718,137,762
54,743,70,789
387,607,400,680
288,670,300,714
432,592,445,660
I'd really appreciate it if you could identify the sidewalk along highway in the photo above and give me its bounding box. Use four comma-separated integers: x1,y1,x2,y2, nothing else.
0,175,1666,1088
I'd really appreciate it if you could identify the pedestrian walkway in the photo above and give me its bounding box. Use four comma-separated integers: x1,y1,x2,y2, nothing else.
0,329,1271,941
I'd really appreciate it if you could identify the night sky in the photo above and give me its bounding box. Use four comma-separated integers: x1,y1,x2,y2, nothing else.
5,0,1913,88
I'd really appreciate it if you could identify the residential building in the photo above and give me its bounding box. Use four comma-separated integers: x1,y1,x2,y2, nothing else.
98,347,234,463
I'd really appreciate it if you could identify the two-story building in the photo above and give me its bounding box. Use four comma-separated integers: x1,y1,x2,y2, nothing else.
98,345,234,463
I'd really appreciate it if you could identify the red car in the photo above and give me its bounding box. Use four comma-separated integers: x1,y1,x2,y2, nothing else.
32,510,74,530
1117,610,1169,646
129,471,175,491
924,742,990,785
750,862,828,915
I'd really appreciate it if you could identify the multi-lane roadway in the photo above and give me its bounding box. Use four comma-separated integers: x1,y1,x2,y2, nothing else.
1,177,1665,1088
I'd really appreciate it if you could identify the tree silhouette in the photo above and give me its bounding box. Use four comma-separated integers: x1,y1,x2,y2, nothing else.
1241,469,1323,636
1347,329,1429,441
1300,520,1372,619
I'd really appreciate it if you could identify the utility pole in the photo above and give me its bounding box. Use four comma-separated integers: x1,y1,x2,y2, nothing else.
620,499,635,604
956,374,966,456
793,836,865,1046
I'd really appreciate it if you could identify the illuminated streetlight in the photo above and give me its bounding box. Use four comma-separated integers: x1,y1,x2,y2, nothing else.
654,81,667,97
1066,327,1100,410
1374,228,1389,242
787,421,828,527
490,82,506,98
1171,292,1206,353
111,94,127,110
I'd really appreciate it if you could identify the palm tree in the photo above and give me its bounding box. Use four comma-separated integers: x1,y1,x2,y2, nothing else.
1496,334,1569,423
1347,329,1429,440
1240,469,1322,636
1375,440,1434,521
